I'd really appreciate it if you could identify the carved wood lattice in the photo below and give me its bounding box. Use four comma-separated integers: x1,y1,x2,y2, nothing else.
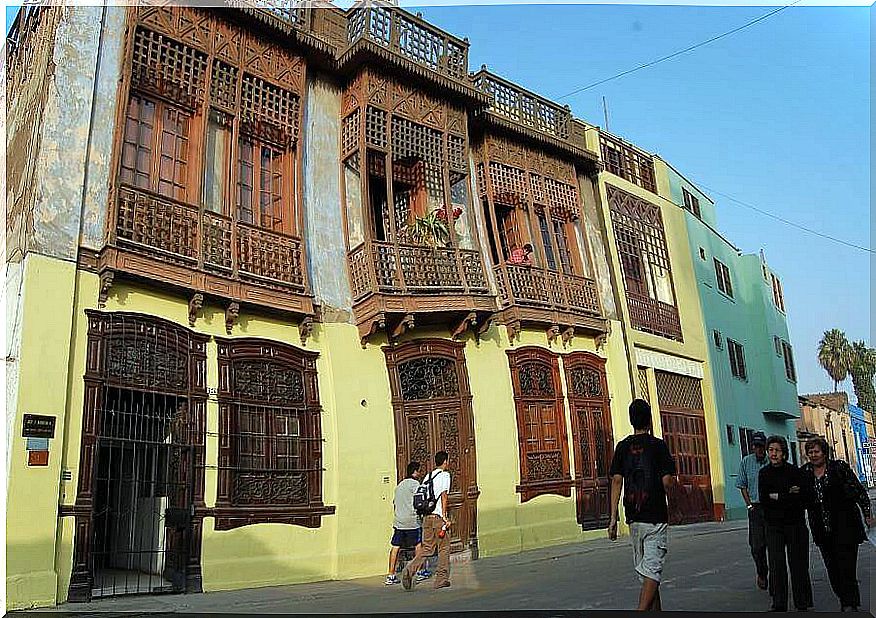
214,338,334,530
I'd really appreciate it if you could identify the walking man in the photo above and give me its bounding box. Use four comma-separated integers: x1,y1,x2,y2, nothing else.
385,461,423,585
736,431,770,591
608,399,676,612
402,451,452,591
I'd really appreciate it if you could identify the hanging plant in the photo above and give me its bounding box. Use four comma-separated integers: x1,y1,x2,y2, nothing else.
408,209,451,247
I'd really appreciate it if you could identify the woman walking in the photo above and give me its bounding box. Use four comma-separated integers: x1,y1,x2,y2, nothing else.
801,437,873,612
759,435,813,612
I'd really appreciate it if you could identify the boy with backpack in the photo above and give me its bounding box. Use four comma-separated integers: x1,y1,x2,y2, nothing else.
402,451,452,591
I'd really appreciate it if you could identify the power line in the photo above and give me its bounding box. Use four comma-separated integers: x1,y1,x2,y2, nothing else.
690,180,874,255
557,0,805,100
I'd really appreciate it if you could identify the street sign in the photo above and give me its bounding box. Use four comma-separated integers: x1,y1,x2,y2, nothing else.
22,414,56,439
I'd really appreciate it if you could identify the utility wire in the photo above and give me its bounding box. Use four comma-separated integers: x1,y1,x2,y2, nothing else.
691,180,874,255
557,0,805,100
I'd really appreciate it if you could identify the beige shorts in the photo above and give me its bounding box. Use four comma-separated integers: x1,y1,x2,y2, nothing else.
630,522,669,583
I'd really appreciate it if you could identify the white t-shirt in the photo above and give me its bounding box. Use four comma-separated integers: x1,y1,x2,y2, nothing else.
423,468,451,518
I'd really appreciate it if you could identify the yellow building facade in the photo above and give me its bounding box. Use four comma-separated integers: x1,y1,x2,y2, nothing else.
6,5,724,610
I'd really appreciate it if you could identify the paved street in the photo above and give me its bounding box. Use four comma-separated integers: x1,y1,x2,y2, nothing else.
39,515,874,615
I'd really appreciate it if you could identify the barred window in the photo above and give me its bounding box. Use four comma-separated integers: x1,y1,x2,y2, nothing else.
215,339,334,529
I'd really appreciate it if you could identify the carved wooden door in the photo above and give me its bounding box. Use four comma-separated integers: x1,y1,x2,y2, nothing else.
384,340,479,555
564,353,614,530
655,371,714,525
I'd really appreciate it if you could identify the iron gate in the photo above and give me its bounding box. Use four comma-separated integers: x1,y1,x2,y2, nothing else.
90,388,196,598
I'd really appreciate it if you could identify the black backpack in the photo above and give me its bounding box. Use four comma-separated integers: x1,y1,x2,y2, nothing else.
413,471,438,516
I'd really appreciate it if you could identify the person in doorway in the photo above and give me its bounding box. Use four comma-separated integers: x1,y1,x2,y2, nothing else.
800,437,873,612
402,451,452,591
608,399,676,612
759,435,813,612
736,431,770,591
385,461,426,585
508,243,533,266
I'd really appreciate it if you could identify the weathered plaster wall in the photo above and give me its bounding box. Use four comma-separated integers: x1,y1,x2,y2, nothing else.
80,6,126,250
5,261,25,487
5,7,65,262
578,174,618,320
303,73,352,323
29,7,103,261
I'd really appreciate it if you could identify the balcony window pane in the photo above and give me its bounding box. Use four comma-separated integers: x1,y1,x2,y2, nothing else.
203,110,228,214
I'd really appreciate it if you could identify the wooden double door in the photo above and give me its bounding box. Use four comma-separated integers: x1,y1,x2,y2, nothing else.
655,370,714,525
384,340,479,554
565,353,615,530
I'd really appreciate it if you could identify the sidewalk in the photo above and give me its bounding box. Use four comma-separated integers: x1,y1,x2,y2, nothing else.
31,519,874,614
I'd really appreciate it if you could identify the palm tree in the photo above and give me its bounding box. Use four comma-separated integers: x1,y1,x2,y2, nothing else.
817,329,851,392
849,340,876,414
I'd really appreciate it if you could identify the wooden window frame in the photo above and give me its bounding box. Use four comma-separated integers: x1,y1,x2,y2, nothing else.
507,347,572,502
214,337,335,530
235,135,297,235
714,258,733,298
682,187,701,218
728,339,747,381
782,341,797,383
771,273,786,313
120,93,200,203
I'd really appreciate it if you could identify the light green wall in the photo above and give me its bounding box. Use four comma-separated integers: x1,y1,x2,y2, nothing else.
663,164,799,521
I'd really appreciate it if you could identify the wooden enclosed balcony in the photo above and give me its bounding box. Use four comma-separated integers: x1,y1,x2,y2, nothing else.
346,6,468,79
626,291,683,341
91,185,313,320
494,264,605,340
471,69,599,168
348,240,497,344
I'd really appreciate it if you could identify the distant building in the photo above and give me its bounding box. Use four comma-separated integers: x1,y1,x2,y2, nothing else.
849,403,872,485
797,393,857,472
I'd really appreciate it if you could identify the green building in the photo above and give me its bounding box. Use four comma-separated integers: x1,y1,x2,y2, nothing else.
659,158,800,521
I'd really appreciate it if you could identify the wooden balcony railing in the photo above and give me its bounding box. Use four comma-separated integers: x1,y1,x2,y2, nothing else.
494,264,601,317
346,6,469,80
626,292,683,341
472,70,571,141
348,240,490,302
115,185,305,291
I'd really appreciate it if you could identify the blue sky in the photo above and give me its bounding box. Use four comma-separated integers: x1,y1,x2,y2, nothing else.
411,4,871,399
5,5,871,399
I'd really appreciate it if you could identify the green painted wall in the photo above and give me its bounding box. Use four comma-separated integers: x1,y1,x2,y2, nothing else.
664,163,799,521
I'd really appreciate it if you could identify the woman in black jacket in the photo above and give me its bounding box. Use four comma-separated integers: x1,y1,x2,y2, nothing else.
759,435,813,612
801,437,873,612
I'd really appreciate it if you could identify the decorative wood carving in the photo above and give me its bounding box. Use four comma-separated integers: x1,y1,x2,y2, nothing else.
390,313,415,341
97,271,115,308
506,320,521,344
564,351,613,530
299,316,314,345
507,347,572,502
360,316,386,348
68,311,208,602
188,293,203,326
384,339,479,554
225,302,240,335
561,326,575,347
546,325,561,345
451,311,477,340
214,337,335,530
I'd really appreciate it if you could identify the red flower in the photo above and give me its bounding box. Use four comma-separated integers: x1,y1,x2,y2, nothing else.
435,209,448,221
452,207,463,220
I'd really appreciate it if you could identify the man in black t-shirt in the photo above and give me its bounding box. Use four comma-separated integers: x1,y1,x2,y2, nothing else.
608,399,676,612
